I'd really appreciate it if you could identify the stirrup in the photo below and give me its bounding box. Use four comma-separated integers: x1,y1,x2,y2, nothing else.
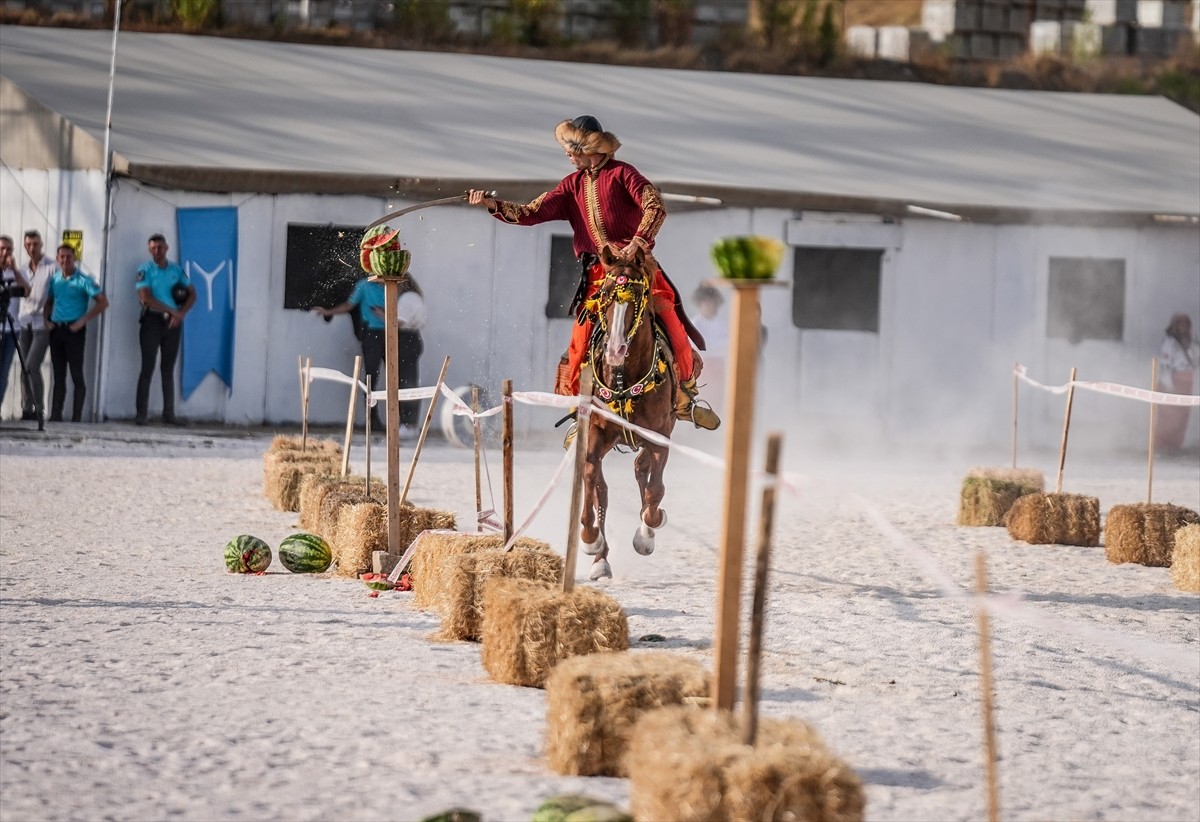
563,422,578,450
678,398,721,431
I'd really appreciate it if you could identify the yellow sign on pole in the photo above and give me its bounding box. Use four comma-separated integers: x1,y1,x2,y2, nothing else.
62,230,83,260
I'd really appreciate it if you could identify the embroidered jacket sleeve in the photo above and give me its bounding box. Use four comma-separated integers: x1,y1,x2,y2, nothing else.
615,163,666,248
490,178,574,226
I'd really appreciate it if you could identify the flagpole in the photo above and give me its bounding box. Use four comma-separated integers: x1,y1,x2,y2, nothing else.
92,0,122,422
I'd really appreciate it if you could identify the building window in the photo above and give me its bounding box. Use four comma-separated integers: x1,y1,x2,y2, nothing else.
284,224,364,311
792,247,883,332
1047,257,1125,343
546,235,578,319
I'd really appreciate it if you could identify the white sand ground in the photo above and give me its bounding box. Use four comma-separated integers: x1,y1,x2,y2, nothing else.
1,421,1198,822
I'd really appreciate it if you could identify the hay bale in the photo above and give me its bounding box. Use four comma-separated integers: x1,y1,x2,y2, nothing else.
626,706,865,822
545,651,709,777
1105,504,1200,567
262,450,340,511
480,577,629,688
297,475,383,532
409,531,542,609
957,467,1044,526
1005,492,1100,547
333,499,388,577
439,547,562,641
1171,525,1200,592
267,435,341,456
316,501,457,579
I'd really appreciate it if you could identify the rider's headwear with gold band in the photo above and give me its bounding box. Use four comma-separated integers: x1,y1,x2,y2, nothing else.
555,115,621,157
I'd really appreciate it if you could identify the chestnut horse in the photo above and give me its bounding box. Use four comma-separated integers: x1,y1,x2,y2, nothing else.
579,244,677,581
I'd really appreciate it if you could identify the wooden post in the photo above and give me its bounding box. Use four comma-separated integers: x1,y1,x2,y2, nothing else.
713,282,769,712
1054,367,1077,495
297,355,305,445
398,355,451,511
473,386,483,532
562,367,593,593
1010,362,1019,470
503,378,514,543
1147,357,1159,504
381,276,403,553
742,431,783,746
341,355,361,478
976,551,1001,822
364,374,373,494
301,356,312,452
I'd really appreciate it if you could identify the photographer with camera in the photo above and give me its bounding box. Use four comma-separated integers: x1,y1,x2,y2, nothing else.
43,244,108,422
134,234,195,426
0,235,31,409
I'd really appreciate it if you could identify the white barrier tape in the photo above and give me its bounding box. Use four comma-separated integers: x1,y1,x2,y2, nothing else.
307,366,362,390
588,402,727,470
500,435,579,553
367,385,438,407
513,390,586,411
436,383,504,420
1015,364,1199,406
850,492,1200,675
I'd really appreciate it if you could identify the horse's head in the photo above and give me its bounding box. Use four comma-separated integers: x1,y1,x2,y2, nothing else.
593,244,652,368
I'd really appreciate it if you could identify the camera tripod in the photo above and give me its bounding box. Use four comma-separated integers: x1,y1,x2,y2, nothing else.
0,304,45,431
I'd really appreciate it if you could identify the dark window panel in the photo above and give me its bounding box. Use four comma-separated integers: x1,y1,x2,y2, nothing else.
546,235,578,319
284,224,364,312
792,247,883,332
1047,257,1125,343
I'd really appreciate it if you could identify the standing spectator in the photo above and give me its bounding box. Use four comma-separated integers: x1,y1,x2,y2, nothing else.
690,283,729,417
0,235,31,408
1155,313,1199,453
312,275,425,438
17,229,55,420
43,244,108,422
134,234,195,426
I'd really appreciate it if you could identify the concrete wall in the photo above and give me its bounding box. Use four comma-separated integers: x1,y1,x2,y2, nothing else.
3,169,1197,453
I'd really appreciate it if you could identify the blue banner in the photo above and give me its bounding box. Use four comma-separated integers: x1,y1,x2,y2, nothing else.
177,207,238,399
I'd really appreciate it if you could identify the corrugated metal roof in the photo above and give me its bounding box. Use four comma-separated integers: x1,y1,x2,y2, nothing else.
2,24,1197,219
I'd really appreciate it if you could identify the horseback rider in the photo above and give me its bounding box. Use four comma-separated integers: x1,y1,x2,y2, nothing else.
467,115,720,440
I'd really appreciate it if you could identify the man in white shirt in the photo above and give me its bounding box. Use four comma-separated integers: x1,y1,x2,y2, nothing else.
17,230,55,420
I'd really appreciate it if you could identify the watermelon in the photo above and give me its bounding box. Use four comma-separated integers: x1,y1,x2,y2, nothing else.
360,225,405,276
225,535,272,574
710,235,784,280
370,247,411,277
361,572,396,591
278,532,333,574
532,796,604,822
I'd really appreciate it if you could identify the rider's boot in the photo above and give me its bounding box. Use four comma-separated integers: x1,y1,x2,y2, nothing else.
675,377,720,430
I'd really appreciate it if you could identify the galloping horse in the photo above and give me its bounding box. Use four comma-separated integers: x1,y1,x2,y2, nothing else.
579,244,677,581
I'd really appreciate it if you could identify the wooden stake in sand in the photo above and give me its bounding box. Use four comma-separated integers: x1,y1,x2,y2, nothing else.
364,374,373,493
503,378,514,542
473,386,483,532
562,367,593,593
1054,367,1078,495
742,431,783,746
1147,357,1158,504
713,280,778,711
1010,362,1019,470
301,356,312,451
382,276,403,553
341,354,362,478
976,551,1001,822
397,355,450,511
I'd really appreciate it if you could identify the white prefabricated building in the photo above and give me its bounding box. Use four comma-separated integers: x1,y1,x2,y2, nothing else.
1,25,1197,453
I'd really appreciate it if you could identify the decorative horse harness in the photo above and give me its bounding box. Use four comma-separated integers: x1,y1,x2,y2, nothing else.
582,262,672,437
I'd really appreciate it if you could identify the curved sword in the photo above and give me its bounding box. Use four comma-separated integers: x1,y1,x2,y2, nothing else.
365,191,496,231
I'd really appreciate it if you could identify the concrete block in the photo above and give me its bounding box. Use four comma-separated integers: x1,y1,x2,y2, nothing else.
1009,6,1031,32
981,1,1008,30
1114,0,1139,21
372,549,400,576
1085,0,1117,25
1101,22,1133,52
954,0,980,30
878,26,912,60
1161,0,1186,26
1139,0,1164,26
847,25,877,57
970,31,999,56
922,0,956,41
1030,19,1063,51
998,32,1027,57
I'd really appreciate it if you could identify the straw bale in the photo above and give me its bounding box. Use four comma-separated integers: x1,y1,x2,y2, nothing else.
267,435,342,456
545,651,709,777
298,475,382,531
262,450,339,511
1106,504,1200,567
439,547,562,641
409,531,542,609
1171,525,1200,592
333,500,388,577
1005,492,1100,547
957,467,1044,526
479,577,629,688
626,706,865,822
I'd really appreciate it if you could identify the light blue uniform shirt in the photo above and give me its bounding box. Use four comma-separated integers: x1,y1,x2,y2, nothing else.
135,259,190,308
348,279,387,331
47,270,103,323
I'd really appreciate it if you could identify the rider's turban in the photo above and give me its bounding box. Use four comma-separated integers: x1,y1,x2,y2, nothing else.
555,115,621,157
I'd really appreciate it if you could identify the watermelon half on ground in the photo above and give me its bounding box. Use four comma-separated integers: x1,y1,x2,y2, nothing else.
225,535,272,573
278,532,333,574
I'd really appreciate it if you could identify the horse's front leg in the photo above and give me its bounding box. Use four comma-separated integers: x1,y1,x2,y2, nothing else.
632,444,668,556
581,438,613,581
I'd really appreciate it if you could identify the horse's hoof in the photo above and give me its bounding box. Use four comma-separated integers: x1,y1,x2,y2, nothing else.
633,523,655,556
581,532,605,556
589,558,613,581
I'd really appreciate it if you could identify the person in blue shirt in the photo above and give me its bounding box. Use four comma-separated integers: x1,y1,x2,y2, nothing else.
134,233,195,426
42,244,108,422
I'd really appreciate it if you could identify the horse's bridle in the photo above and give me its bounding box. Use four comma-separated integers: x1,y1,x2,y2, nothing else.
586,264,650,344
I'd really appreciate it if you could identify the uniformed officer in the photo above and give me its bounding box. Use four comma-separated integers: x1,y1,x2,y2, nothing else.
43,244,108,422
134,233,195,426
